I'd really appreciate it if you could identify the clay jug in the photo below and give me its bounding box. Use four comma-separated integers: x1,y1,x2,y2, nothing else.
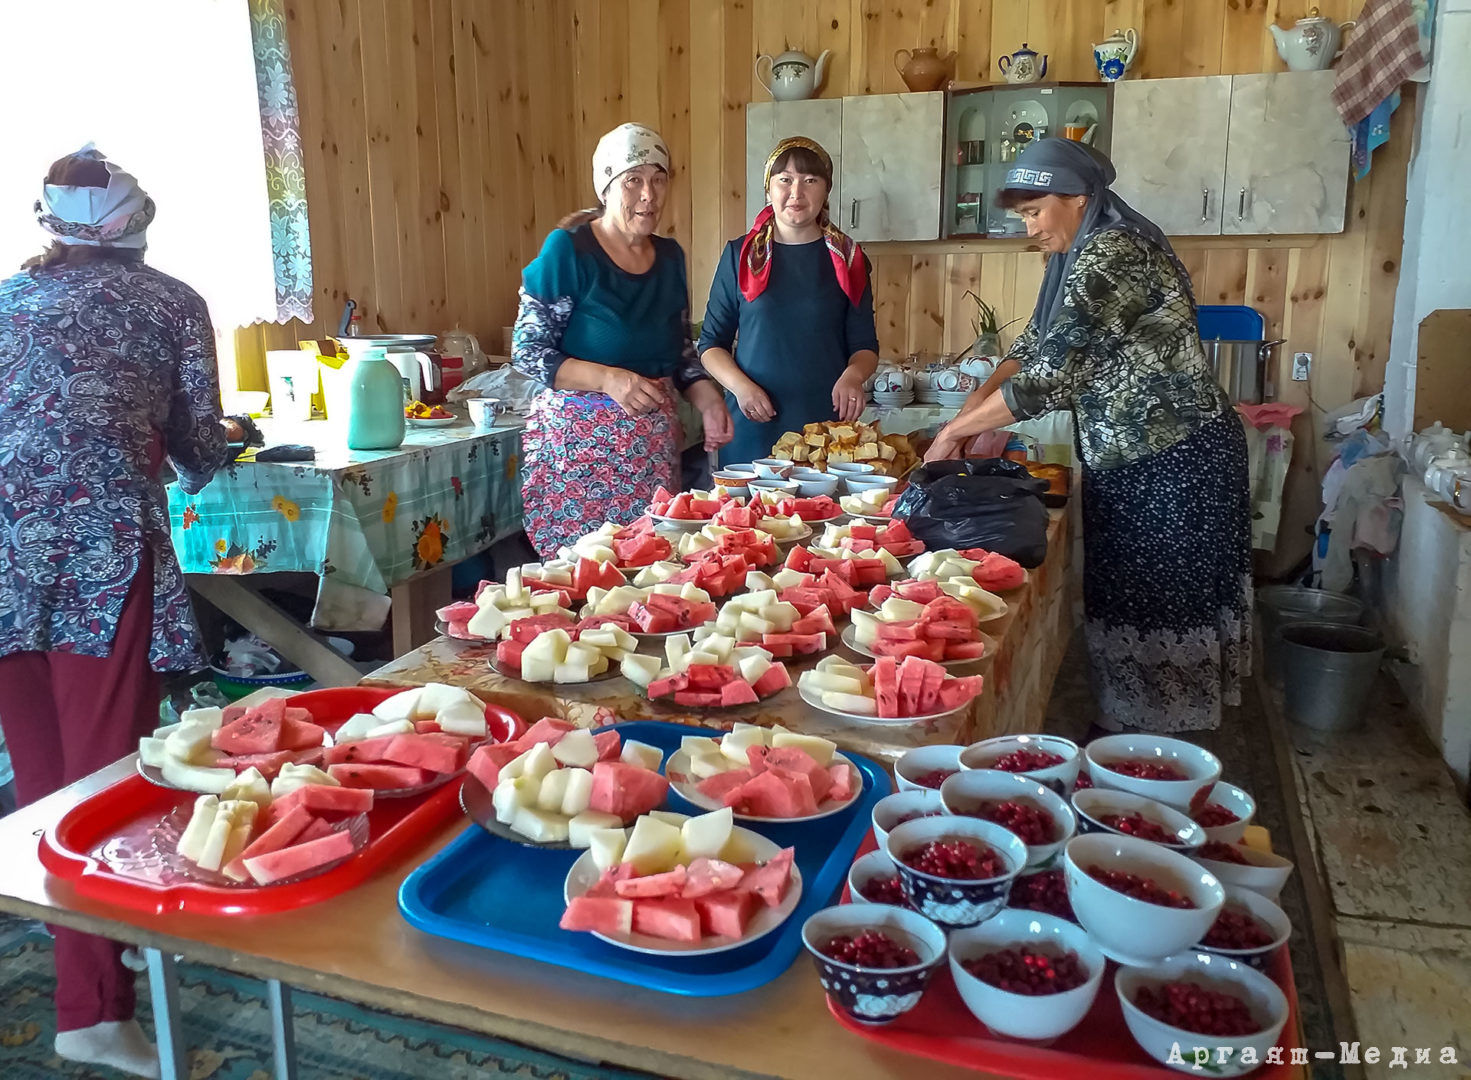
894,47,956,92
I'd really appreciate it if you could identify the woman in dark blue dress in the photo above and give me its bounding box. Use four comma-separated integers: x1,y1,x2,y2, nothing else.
697,137,879,465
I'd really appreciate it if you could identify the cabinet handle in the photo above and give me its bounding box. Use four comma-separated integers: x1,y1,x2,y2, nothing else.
1238,188,1247,220
850,201,859,229
1201,189,1209,221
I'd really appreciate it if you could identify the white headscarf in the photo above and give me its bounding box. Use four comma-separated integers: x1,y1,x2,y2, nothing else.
35,144,154,249
592,123,670,203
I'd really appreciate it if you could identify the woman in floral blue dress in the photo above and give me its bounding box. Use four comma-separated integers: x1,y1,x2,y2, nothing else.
0,148,242,1077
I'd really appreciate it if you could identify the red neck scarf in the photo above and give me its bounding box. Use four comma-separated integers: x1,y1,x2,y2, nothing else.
737,204,868,307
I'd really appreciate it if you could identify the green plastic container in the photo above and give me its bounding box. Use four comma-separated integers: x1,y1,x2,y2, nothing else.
345,346,406,451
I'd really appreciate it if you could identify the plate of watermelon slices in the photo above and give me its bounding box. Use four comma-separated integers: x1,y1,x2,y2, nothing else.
665,747,863,824
838,624,994,669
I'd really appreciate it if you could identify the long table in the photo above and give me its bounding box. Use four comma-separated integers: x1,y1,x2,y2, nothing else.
361,510,1074,765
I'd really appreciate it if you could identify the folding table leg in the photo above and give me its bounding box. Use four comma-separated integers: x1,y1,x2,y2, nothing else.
143,948,188,1080
266,978,298,1079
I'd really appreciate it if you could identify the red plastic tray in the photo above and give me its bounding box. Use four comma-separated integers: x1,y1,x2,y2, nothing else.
38,686,524,916
827,835,1300,1080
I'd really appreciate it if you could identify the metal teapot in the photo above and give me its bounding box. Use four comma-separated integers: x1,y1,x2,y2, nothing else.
755,49,831,101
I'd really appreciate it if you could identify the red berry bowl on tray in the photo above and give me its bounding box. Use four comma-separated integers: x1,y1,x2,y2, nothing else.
847,850,914,910
1194,884,1292,970
894,744,965,794
869,788,947,851
1083,734,1223,812
1115,951,1290,1077
1063,833,1224,967
960,734,1081,797
1190,840,1295,903
800,903,947,1025
947,908,1106,1041
1191,780,1256,845
885,815,1027,930
940,768,1076,869
1070,787,1206,855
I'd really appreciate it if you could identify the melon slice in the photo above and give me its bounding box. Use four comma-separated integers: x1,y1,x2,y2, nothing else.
245,829,356,885
560,896,633,935
630,897,702,942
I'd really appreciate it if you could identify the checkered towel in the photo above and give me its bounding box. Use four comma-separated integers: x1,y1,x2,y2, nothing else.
1332,0,1427,125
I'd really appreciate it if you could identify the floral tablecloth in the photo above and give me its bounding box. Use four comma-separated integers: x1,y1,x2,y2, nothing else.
167,417,524,631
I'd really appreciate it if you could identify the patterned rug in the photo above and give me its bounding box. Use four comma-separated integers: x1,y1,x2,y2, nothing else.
0,918,651,1080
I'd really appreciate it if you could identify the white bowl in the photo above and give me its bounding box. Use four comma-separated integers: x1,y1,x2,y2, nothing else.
828,462,877,477
1063,833,1224,966
1191,843,1294,903
843,474,901,496
871,788,948,850
886,815,1027,929
749,477,799,497
1084,734,1223,812
752,458,795,479
847,849,907,907
894,745,965,793
719,463,760,478
940,769,1076,868
961,735,1081,796
1115,952,1289,1077
789,468,840,498
1071,788,1207,854
948,909,1106,1041
801,903,947,1025
1195,884,1292,969
1192,781,1256,845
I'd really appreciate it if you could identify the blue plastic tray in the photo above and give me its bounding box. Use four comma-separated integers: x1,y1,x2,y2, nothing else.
1198,304,1265,342
397,720,892,996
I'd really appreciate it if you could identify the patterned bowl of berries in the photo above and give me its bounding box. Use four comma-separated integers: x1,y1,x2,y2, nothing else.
947,909,1106,1041
1063,833,1224,966
1194,885,1292,970
1192,781,1256,845
800,903,947,1025
885,815,1027,930
871,789,948,851
894,744,966,794
940,768,1076,868
848,850,913,909
1115,951,1289,1077
1071,788,1206,854
1083,734,1222,813
960,734,1081,796
1190,840,1294,902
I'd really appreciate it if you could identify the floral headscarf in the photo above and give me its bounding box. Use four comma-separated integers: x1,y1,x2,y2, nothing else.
593,123,670,202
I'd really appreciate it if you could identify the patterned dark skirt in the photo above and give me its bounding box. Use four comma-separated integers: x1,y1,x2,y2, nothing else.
1081,411,1253,733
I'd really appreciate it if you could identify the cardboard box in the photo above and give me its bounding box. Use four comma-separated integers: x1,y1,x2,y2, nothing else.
1414,310,1471,432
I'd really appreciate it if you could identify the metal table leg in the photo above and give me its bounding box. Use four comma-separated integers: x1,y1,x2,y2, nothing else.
143,948,188,1080
266,978,298,1079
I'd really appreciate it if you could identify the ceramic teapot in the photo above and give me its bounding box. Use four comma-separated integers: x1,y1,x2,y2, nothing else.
895,47,956,91
755,49,831,101
1093,27,1139,82
1269,8,1356,71
997,43,1048,84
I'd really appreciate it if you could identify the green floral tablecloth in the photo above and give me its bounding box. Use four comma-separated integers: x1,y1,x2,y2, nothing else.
167,417,524,630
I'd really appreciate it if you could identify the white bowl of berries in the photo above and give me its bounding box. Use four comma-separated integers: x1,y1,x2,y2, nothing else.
847,849,910,908
948,908,1106,1041
940,768,1076,868
1083,734,1222,812
894,744,965,794
870,788,948,851
1191,781,1256,845
1071,787,1206,854
1115,951,1289,1077
886,814,1028,930
1190,840,1294,903
1194,885,1292,970
801,903,947,1025
960,734,1081,796
1063,833,1224,966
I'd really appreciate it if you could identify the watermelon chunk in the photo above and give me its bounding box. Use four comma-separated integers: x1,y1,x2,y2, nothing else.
220,705,247,725
585,863,639,899
588,761,669,819
322,736,398,767
214,750,294,779
631,898,702,942
509,614,577,643
519,717,576,747
719,679,760,707
725,769,818,818
827,762,856,802
224,805,313,880
944,640,987,660
695,769,752,801
436,601,480,623
574,557,624,598
935,674,984,712
496,639,526,669
381,733,463,774
673,690,723,708
593,729,622,761
327,763,430,790
244,829,356,885
560,896,634,935
210,712,283,755
762,632,827,656
466,742,522,789
791,606,836,636
764,748,832,803
270,783,375,819
279,717,327,751
614,865,688,898
685,664,738,690
751,663,791,699
742,848,795,907
872,658,901,718
295,817,335,844
694,888,761,937
680,858,746,898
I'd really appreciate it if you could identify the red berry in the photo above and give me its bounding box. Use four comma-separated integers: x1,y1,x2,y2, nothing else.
1086,865,1196,908
820,929,920,969
858,874,912,908
1007,869,1075,921
963,945,1089,995
1134,980,1259,1036
1072,773,1094,790
1199,841,1251,865
965,799,1056,847
1193,802,1241,828
1202,907,1275,950
1098,811,1176,844
903,838,1008,880
1101,758,1189,781
912,768,956,790
991,748,1065,772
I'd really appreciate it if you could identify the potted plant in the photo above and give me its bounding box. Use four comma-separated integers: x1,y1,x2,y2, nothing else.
964,291,1002,360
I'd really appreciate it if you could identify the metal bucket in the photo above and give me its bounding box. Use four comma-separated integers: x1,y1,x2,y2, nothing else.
1257,586,1364,685
1279,621,1384,732
1201,338,1284,404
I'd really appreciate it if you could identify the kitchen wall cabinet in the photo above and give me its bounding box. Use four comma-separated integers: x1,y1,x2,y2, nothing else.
1111,70,1349,236
745,92,943,243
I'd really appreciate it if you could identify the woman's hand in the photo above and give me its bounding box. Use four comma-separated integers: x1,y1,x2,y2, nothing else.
602,369,669,416
733,379,776,423
832,368,867,423
701,403,734,451
924,425,969,464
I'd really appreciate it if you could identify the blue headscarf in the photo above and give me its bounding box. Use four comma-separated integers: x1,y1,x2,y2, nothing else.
1000,138,1192,336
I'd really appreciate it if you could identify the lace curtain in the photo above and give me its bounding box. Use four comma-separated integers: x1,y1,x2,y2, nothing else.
0,0,310,327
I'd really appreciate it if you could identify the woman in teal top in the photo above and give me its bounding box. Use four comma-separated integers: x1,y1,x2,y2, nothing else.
698,137,879,465
512,123,731,557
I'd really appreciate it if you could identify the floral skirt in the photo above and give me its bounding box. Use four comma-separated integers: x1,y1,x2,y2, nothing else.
1081,411,1253,733
521,386,682,559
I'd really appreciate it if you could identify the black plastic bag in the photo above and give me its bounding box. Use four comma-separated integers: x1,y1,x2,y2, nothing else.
892,459,1051,567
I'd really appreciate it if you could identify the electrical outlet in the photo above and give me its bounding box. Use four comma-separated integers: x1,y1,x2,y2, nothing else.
1292,352,1312,381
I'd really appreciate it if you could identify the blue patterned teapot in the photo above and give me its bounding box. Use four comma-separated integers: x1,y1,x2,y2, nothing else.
997,44,1048,85
1093,27,1139,82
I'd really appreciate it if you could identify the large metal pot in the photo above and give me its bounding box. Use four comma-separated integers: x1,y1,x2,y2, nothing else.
1257,585,1364,685
1201,338,1285,404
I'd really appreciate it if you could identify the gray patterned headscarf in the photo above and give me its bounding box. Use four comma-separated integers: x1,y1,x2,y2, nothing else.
592,123,670,203
35,145,154,249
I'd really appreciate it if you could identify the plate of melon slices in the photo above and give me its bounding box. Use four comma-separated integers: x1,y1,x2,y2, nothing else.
561,814,802,956
838,624,995,669
664,738,863,824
